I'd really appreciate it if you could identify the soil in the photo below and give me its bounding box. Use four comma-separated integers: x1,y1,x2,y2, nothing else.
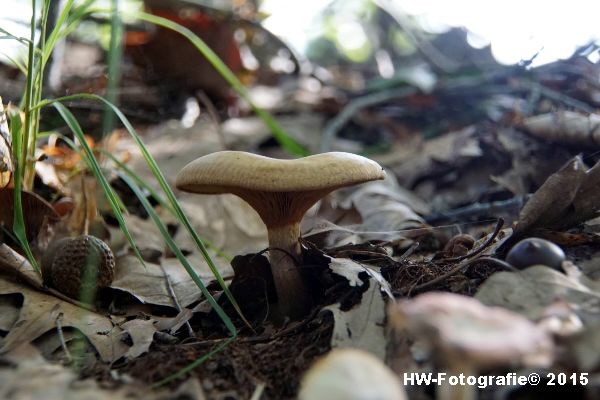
127,311,334,399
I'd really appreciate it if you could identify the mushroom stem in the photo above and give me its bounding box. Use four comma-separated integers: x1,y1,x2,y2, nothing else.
267,223,310,318
437,363,477,400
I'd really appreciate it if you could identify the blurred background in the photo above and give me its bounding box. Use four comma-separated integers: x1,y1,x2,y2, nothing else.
0,0,599,150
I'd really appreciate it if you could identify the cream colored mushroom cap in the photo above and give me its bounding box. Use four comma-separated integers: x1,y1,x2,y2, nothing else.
388,292,554,368
299,348,407,400
176,151,386,194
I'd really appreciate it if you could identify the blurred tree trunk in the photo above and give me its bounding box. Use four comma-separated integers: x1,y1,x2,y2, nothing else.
45,0,65,92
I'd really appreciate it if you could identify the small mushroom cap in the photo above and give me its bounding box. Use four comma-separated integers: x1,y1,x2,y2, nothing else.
388,292,553,369
299,348,406,400
175,151,385,194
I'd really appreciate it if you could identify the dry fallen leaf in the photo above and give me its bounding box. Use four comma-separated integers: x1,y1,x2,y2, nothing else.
327,256,393,298
111,254,220,308
323,282,387,359
514,156,600,233
523,111,600,146
0,294,20,332
0,188,61,241
305,175,429,248
121,319,156,359
491,128,572,197
340,178,429,230
564,159,600,228
0,342,184,400
379,126,482,188
0,278,128,362
515,156,586,233
475,265,600,323
0,243,44,289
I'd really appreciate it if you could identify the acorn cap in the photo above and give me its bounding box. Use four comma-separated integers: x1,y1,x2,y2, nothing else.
176,151,386,228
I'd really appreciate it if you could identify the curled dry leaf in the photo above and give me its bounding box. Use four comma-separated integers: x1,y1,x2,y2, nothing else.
307,176,429,248
339,179,429,233
563,159,600,228
0,188,61,241
523,111,600,146
514,156,595,233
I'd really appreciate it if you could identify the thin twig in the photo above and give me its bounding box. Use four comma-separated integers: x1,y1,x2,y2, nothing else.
398,241,419,262
180,307,323,347
320,87,417,152
196,90,227,150
256,247,300,266
80,175,89,236
250,382,266,400
55,312,72,363
159,263,195,338
434,218,504,264
46,287,97,312
424,196,530,225
399,254,516,296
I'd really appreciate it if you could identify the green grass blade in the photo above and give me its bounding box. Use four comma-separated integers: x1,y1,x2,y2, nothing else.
102,151,232,263
41,0,75,67
135,11,309,157
51,102,146,265
7,106,39,272
107,147,234,261
0,27,33,46
103,152,176,215
155,337,234,387
118,171,238,387
37,93,247,324
102,0,123,136
47,134,128,213
20,0,37,187
120,173,236,334
0,52,27,75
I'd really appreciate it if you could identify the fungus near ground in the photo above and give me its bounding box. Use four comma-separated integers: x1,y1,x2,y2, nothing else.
176,151,385,318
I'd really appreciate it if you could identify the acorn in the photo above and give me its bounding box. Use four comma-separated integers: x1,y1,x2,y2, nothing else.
506,237,566,270
42,235,115,300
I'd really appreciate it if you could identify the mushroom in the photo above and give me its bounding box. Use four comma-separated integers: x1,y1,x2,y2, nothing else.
388,292,553,400
176,151,385,318
299,348,407,400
